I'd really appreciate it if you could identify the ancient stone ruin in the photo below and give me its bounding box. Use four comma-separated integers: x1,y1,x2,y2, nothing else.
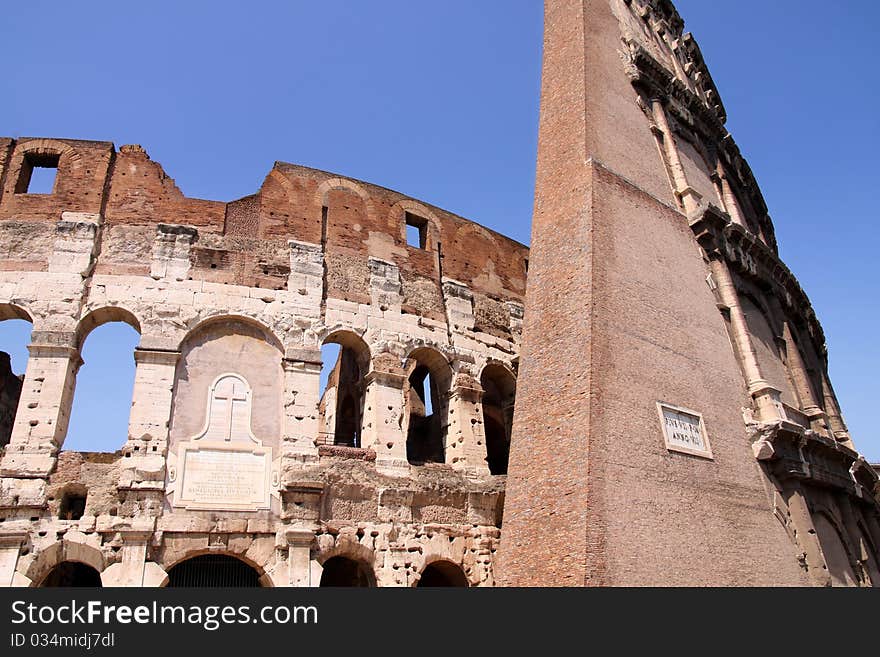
0,0,878,587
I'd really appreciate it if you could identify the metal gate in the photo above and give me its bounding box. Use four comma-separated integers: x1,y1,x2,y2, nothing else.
166,555,262,587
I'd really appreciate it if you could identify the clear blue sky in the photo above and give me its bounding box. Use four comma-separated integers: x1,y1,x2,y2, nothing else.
0,1,877,460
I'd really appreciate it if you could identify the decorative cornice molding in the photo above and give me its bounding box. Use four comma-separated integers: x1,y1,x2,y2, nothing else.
689,204,827,361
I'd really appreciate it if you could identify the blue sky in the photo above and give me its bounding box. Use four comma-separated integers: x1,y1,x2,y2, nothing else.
0,1,877,460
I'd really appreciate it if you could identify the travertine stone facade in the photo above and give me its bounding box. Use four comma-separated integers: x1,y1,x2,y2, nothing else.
0,137,524,586
498,0,880,586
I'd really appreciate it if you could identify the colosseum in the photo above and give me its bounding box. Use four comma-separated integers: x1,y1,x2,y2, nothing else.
0,0,878,587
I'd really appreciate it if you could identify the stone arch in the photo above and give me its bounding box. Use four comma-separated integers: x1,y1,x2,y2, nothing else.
739,292,798,407
415,558,470,587
404,346,453,465
318,330,371,447
318,327,371,373
479,362,517,475
391,199,443,251
178,314,283,353
26,539,105,587
9,140,83,196
315,543,378,587
163,550,271,587
316,177,377,224
0,304,34,448
64,306,142,452
854,520,880,587
15,139,81,166
0,302,34,323
265,168,297,203
812,510,859,587
169,314,284,459
76,305,143,349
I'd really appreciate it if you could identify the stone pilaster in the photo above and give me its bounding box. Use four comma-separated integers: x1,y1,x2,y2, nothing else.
0,532,28,587
446,374,488,473
362,360,408,476
285,527,316,587
709,258,785,423
0,335,81,483
368,257,402,314
442,278,474,334
150,224,197,281
280,348,321,468
48,212,102,277
784,484,831,586
118,348,179,491
287,240,324,316
100,531,152,587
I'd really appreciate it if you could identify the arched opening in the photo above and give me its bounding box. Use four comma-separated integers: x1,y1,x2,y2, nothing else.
169,317,283,460
38,561,102,587
480,364,516,475
66,315,140,452
0,309,31,448
319,556,375,587
166,554,263,587
417,560,469,587
318,332,369,447
813,513,858,587
405,348,451,465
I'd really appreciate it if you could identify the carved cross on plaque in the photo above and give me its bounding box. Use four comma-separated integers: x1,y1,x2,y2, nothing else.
202,374,253,442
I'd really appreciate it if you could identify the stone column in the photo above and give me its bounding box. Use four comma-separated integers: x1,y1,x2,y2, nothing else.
819,372,851,446
118,348,179,490
286,527,315,587
650,99,702,215
715,163,747,228
709,258,784,422
101,531,152,587
0,532,28,587
0,336,80,481
835,494,876,585
281,348,321,466
446,374,488,473
362,360,408,475
784,484,831,586
779,322,828,433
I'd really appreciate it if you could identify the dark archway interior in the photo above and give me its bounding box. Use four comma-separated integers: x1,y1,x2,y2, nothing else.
320,342,365,447
484,414,509,475
39,561,102,587
166,555,262,587
481,366,516,475
417,561,469,587
320,556,374,587
58,491,87,520
406,365,444,464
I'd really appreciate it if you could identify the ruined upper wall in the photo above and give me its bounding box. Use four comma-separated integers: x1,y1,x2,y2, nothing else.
0,137,528,333
613,0,778,252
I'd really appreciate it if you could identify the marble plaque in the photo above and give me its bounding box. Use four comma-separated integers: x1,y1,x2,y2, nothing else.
174,443,271,510
657,402,713,459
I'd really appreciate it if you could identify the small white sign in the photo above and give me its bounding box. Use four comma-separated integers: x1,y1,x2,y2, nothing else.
657,402,713,459
174,443,272,511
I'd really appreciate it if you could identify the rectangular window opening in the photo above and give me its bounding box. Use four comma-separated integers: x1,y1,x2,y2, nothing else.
15,153,60,194
405,212,427,249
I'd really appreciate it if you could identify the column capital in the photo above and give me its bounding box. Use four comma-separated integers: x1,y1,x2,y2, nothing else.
285,527,316,548
133,347,180,366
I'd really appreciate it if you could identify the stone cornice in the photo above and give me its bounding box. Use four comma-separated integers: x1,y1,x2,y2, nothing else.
689,204,827,361
751,419,879,504
623,39,778,254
